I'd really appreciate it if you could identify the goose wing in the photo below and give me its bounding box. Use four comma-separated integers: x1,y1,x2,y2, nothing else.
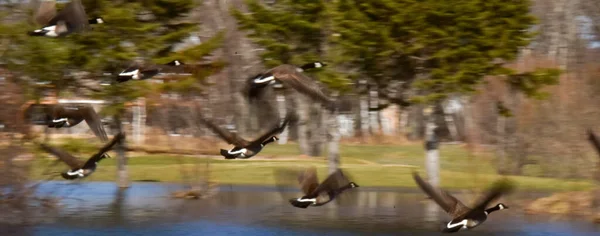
79,105,108,142
306,169,351,198
298,166,319,196
82,132,124,169
34,0,57,25
47,0,89,32
248,112,295,145
412,172,470,218
39,143,83,169
273,167,309,200
271,65,336,111
199,116,250,147
455,178,515,221
587,129,600,157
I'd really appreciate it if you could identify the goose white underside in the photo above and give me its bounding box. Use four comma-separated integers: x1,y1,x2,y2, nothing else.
34,25,58,37
253,75,275,84
52,118,70,126
119,69,140,80
66,169,85,177
227,148,247,155
296,198,317,203
447,219,469,230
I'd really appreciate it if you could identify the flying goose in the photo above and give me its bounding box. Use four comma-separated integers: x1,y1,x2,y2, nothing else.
276,167,359,208
244,62,338,111
412,172,514,233
116,60,183,83
23,103,108,142
39,132,124,180
200,113,294,159
28,0,104,37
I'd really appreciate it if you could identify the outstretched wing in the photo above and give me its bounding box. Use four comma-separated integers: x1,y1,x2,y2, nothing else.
298,166,320,196
48,0,89,32
34,0,57,25
273,167,303,199
83,132,124,169
412,172,469,218
199,116,249,147
272,65,336,111
306,169,351,198
249,112,295,145
39,143,83,169
80,105,108,142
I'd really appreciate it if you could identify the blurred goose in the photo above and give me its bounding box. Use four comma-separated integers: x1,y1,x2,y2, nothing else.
245,62,338,111
24,103,108,142
28,0,104,37
116,60,183,83
200,113,294,159
39,133,124,180
277,167,359,208
412,172,514,233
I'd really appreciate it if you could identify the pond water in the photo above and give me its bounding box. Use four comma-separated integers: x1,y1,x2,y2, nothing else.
2,181,600,236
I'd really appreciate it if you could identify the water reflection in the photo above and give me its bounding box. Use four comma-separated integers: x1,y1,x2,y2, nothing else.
6,181,598,235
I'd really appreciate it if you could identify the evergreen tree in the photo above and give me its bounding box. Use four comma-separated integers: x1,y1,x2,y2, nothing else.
333,0,560,103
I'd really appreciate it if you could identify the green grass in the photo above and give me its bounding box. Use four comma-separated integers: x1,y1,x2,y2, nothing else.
29,143,596,192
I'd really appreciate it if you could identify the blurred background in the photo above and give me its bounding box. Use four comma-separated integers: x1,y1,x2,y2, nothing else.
1,0,600,235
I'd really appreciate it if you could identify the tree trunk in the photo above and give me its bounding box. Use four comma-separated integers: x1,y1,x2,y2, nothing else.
424,105,440,222
369,87,380,134
308,102,323,156
218,0,250,136
496,109,507,174
441,100,459,141
296,94,310,155
398,108,409,136
360,92,369,138
131,97,145,145
408,104,425,140
114,114,129,188
327,110,340,175
276,94,288,144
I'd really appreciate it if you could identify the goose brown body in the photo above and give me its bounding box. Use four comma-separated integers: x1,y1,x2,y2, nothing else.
29,0,102,37
245,62,337,111
24,103,108,142
275,167,359,208
39,133,124,180
412,172,513,233
201,113,294,159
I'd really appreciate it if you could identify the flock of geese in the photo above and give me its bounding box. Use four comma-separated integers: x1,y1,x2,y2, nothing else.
20,0,522,233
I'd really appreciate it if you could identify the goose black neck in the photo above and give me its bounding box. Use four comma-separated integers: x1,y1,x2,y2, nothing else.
299,62,319,71
262,137,276,146
337,182,355,192
485,205,502,214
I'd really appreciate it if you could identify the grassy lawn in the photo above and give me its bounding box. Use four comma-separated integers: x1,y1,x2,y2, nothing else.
29,142,595,192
